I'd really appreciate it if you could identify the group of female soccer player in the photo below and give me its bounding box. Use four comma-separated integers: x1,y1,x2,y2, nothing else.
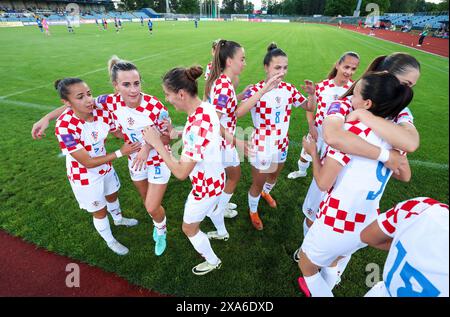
31,39,448,296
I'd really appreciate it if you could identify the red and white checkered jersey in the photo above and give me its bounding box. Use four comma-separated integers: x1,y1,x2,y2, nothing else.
95,93,170,167
314,79,353,129
317,120,393,234
204,62,212,80
377,197,449,297
208,74,237,149
182,102,225,200
55,107,116,186
243,81,306,154
325,96,415,127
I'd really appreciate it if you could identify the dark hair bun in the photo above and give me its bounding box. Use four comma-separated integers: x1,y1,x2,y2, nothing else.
54,79,62,90
267,42,278,52
186,66,203,81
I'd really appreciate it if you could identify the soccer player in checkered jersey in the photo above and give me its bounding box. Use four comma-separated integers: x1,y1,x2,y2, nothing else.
203,39,246,220
293,53,422,263
297,72,413,297
142,66,226,275
287,52,360,241
31,57,173,257
54,78,140,255
288,52,359,180
361,197,448,297
235,43,315,230
95,56,173,256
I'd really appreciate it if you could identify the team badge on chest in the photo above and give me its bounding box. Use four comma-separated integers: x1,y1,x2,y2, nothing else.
127,117,135,128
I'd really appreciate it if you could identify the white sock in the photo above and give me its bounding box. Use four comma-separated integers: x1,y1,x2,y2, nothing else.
304,272,334,297
208,206,228,236
303,218,310,237
93,216,114,243
248,192,261,213
337,255,352,278
217,192,233,213
188,231,219,265
298,160,310,173
262,182,275,194
153,217,167,236
320,266,340,289
106,199,122,221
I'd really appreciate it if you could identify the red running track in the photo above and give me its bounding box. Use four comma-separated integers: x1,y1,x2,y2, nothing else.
0,230,165,297
334,24,449,58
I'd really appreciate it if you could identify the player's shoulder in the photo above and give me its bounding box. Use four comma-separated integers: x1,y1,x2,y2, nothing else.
344,120,372,138
141,93,163,108
96,93,116,105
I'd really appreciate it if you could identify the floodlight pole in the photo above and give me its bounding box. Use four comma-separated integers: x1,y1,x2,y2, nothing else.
166,0,170,14
354,0,362,17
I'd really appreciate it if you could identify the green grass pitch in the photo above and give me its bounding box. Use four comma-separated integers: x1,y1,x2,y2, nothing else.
0,21,448,296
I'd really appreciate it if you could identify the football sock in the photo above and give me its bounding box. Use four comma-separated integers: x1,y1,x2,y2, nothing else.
188,231,219,265
262,182,275,194
209,207,228,236
153,216,167,236
93,216,114,243
304,272,333,297
106,199,122,221
248,192,261,213
320,266,340,289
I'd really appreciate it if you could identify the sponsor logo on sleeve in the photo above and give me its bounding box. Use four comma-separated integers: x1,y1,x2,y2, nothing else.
97,94,108,104
327,102,342,115
61,134,77,148
217,94,229,108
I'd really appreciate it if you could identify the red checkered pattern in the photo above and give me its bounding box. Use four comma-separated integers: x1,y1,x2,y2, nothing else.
317,195,369,233
97,93,169,167
326,120,371,166
204,62,212,80
55,108,113,186
210,74,237,147
96,94,122,113
191,171,226,201
314,79,353,127
182,116,214,161
379,197,448,236
393,107,414,126
182,104,225,200
246,81,305,154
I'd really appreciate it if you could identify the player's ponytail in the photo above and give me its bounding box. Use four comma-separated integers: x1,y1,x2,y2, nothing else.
364,53,420,80
54,77,84,100
364,55,387,73
204,39,241,100
263,42,287,66
107,55,140,83
359,71,413,119
164,66,203,97
327,51,360,79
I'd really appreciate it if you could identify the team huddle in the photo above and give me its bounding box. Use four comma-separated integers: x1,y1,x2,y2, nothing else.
31,39,449,297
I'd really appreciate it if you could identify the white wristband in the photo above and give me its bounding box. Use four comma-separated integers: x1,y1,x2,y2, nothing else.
114,149,123,158
377,148,390,163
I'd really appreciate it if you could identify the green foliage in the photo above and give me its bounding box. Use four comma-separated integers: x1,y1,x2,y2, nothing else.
324,0,355,16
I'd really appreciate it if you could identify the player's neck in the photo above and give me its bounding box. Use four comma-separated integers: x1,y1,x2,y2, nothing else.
74,110,93,122
223,69,236,83
334,76,349,87
186,97,202,116
125,94,142,109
